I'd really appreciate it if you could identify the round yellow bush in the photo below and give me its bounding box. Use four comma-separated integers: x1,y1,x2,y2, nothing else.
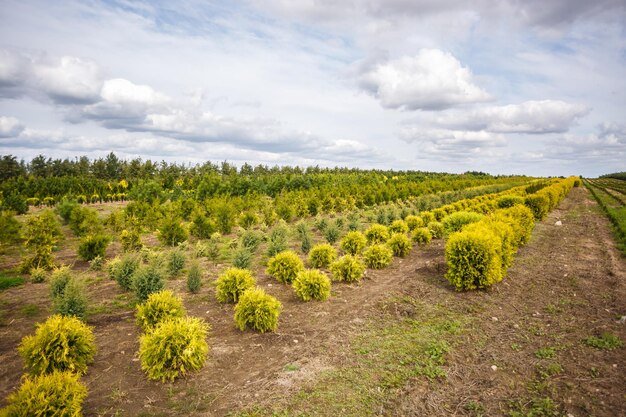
266,250,304,283
215,268,256,303
340,231,367,255
292,269,331,301
308,243,337,268
135,290,186,332
363,244,393,269
330,255,366,282
234,288,282,333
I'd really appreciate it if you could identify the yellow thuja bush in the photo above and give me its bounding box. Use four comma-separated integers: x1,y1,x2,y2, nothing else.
266,251,304,284
234,288,282,333
135,290,186,332
329,255,366,283
292,269,331,301
340,231,367,255
308,243,337,268
215,268,256,303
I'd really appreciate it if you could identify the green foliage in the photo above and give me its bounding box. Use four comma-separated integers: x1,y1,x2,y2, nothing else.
323,223,341,244
167,249,186,277
524,194,550,220
132,259,166,302
405,215,424,231
68,206,101,236
107,253,141,291
77,233,110,261
427,221,444,239
30,266,47,283
1,371,87,417
49,266,72,299
388,219,409,234
20,210,62,272
497,205,535,246
308,243,337,268
158,215,188,246
329,255,366,283
442,211,484,236
120,228,143,252
240,229,263,251
363,244,393,269
300,231,312,254
189,210,217,239
234,288,282,333
88,255,104,271
497,195,524,208
445,225,503,290
187,261,202,293
139,316,209,382
387,233,412,257
365,224,390,244
1,190,28,214
584,333,623,350
0,274,24,290
411,227,432,245
18,314,96,376
266,250,305,283
215,268,256,303
292,269,331,301
420,211,436,225
267,224,289,257
215,201,236,234
52,278,88,320
0,210,21,248
340,231,367,255
238,211,259,229
135,290,186,332
232,247,253,269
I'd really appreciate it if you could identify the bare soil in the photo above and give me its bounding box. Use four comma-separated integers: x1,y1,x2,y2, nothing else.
0,186,624,416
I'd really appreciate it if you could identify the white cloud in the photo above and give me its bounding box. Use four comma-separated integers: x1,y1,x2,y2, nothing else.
33,56,102,104
0,116,25,137
358,49,492,111
429,100,589,134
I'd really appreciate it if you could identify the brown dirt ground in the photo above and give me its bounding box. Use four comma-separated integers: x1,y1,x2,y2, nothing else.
0,186,624,416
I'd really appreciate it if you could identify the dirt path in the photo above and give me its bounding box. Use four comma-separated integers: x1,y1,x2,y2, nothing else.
1,186,624,416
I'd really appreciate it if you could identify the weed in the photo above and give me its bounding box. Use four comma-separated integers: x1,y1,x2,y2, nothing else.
583,333,623,350
0,274,25,290
534,347,557,359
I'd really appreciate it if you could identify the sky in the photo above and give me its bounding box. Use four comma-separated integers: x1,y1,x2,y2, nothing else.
0,0,625,177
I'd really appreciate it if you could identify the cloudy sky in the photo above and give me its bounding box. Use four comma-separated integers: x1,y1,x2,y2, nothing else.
0,0,625,176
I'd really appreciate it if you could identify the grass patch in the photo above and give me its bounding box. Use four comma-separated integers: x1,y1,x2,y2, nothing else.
583,333,623,350
534,347,557,359
235,297,466,416
0,274,25,290
20,304,39,317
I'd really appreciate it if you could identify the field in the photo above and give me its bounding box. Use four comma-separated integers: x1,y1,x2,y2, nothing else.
0,167,625,417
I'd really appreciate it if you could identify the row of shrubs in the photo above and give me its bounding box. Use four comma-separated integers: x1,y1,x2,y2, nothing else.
444,177,577,290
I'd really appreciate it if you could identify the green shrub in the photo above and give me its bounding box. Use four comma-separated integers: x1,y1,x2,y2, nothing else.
387,233,412,257
189,211,217,239
53,278,88,320
158,216,188,246
0,210,21,248
315,217,328,232
77,233,110,261
30,266,47,283
329,255,366,283
49,266,72,299
308,243,337,268
187,261,202,293
445,225,503,290
365,224,390,244
215,268,256,303
238,211,259,229
135,290,186,332
442,211,484,236
388,219,409,234
232,247,253,269
88,255,104,271
132,260,166,302
234,288,282,333
266,250,305,284
267,224,288,257
18,314,96,375
363,244,393,269
1,371,87,417
120,229,143,252
420,211,436,224
498,205,535,246
167,249,186,277
56,199,79,223
20,210,62,272
524,194,550,220
323,224,341,244
466,219,514,272
215,201,236,234
107,253,141,291
300,232,312,254
497,195,524,208
427,221,444,239
240,229,263,251
411,227,432,245
583,332,623,350
139,316,209,382
69,206,101,236
293,269,331,301
405,215,424,231
340,231,367,255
